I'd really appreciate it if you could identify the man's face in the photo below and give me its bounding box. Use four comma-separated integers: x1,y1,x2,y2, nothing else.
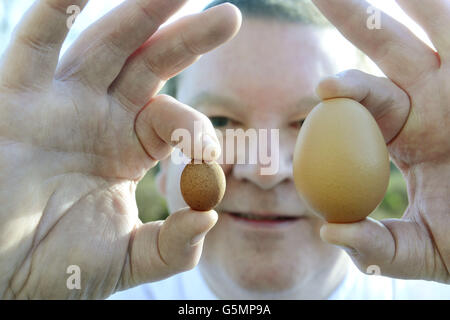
160,18,347,298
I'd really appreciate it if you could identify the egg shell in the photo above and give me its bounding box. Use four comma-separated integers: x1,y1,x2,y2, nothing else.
180,161,226,211
293,98,390,223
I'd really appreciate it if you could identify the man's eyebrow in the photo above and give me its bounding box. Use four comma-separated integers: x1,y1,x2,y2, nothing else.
189,92,242,109
190,92,319,113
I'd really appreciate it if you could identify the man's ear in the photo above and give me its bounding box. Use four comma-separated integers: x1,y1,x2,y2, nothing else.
155,158,168,197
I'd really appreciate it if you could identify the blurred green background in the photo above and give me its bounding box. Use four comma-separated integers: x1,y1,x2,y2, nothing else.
370,162,407,220
137,162,408,223
136,165,169,222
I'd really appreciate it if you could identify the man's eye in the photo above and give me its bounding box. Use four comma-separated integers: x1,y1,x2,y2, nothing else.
291,119,305,129
209,116,230,127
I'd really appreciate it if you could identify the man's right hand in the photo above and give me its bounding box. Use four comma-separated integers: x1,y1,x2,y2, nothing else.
0,0,241,299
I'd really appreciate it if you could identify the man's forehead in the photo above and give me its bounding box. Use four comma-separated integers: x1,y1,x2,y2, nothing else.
199,18,331,70
179,20,332,95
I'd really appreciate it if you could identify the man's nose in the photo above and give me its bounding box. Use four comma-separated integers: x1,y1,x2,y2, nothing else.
232,156,291,190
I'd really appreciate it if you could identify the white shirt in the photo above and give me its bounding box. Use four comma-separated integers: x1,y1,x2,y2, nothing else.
109,260,450,300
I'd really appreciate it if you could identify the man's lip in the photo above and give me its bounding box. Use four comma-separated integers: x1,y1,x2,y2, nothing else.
225,210,301,218
223,211,303,224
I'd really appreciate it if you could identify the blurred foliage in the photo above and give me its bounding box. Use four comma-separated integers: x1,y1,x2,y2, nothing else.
370,162,408,220
136,166,169,223
137,161,408,223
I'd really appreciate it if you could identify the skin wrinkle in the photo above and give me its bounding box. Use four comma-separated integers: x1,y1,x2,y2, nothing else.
44,0,86,20
180,27,204,57
0,77,45,93
7,188,58,299
410,214,436,280
108,83,139,111
57,42,116,94
116,221,139,291
94,193,130,297
414,169,450,278
135,0,167,27
69,92,86,155
375,32,438,88
155,225,169,268
419,214,447,281
54,55,85,83
8,139,103,179
1,286,19,300
2,171,131,296
96,39,130,86
166,42,200,81
55,42,96,87
142,50,166,82
133,103,159,163
10,179,105,298
15,33,56,56
154,220,170,272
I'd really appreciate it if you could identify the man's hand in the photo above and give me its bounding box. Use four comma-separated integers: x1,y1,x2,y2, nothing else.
0,0,241,299
313,0,449,283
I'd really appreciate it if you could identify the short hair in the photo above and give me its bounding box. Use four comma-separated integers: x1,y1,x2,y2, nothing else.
164,0,331,97
204,0,330,25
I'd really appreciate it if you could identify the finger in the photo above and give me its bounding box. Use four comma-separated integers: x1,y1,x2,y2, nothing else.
0,0,88,88
56,0,188,91
396,0,450,61
316,69,411,144
311,0,439,88
119,208,218,289
320,218,442,281
134,94,221,162
110,3,241,110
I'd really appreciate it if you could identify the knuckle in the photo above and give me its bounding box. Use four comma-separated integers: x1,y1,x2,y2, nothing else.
45,0,74,17
177,259,198,272
143,56,166,80
165,255,198,274
193,110,210,124
135,0,165,26
180,31,202,56
341,69,364,78
154,94,175,105
149,94,176,113
101,35,128,61
16,32,54,54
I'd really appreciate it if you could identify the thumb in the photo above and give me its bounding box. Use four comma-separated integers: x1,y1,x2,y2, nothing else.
320,217,398,276
118,208,217,290
320,216,444,281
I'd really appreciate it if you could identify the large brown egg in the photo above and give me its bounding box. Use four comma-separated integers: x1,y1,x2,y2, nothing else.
180,161,226,211
293,98,390,223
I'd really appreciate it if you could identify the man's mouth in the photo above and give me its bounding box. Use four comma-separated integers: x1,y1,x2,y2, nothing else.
225,211,303,226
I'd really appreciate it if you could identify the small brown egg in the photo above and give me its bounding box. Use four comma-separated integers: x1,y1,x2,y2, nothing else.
180,160,226,211
293,98,390,223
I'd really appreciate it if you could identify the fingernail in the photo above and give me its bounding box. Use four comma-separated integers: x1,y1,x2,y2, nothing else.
190,231,208,246
202,134,221,161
